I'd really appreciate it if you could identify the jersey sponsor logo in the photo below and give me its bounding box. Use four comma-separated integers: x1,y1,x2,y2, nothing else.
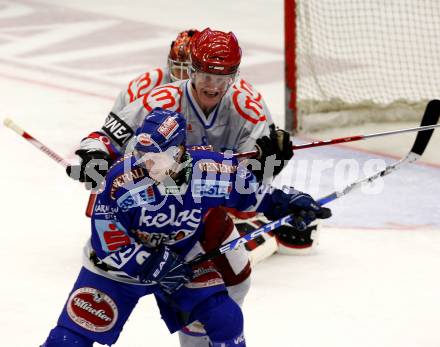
134,228,191,247
102,243,143,269
142,85,183,113
94,220,132,252
116,185,156,211
93,204,118,216
158,116,179,139
197,161,237,174
110,167,146,199
188,144,213,151
164,186,181,195
185,261,224,289
127,68,164,103
192,179,232,198
232,79,267,124
108,244,139,269
139,204,201,229
102,112,135,147
66,287,118,333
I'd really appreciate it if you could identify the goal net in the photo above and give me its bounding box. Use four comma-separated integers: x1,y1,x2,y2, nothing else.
286,0,440,132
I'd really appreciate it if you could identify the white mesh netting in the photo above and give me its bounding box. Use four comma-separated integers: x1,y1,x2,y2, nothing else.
295,0,440,132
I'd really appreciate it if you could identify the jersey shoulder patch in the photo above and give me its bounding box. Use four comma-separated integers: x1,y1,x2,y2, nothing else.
102,112,136,147
127,68,166,103
231,78,267,124
142,82,184,113
189,150,239,174
106,157,149,200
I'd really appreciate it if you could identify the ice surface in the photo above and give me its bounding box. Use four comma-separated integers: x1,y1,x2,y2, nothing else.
0,1,439,346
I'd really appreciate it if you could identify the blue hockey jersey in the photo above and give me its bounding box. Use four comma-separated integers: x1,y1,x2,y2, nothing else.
87,149,278,285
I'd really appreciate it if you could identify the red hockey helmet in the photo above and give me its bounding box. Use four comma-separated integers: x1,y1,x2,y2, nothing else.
190,28,242,75
168,29,198,81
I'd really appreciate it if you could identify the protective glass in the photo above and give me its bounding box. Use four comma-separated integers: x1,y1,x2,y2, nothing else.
189,66,237,91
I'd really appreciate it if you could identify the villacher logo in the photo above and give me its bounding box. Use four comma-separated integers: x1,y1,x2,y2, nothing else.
67,287,118,332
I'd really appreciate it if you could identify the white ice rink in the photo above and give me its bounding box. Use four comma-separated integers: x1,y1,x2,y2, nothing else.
0,1,439,346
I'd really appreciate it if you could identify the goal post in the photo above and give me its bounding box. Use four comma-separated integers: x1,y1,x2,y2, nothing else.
285,0,440,133
285,0,297,133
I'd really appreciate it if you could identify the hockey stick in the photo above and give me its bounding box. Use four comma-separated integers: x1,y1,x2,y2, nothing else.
3,118,96,217
189,99,440,265
234,119,440,159
3,118,70,167
318,99,439,204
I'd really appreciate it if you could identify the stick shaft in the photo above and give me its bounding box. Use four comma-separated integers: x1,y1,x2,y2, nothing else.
191,151,420,265
3,118,95,217
86,194,97,217
296,123,440,150
192,100,440,265
4,118,70,167
233,123,440,158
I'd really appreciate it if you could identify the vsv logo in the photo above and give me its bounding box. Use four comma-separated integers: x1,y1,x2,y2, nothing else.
103,243,142,269
234,333,245,345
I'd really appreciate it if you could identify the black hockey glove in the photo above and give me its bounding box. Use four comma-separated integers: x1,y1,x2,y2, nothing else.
138,246,192,294
66,149,111,190
254,129,294,180
264,189,331,231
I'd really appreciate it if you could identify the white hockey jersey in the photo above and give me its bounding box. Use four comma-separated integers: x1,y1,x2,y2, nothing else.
110,67,170,114
81,71,274,157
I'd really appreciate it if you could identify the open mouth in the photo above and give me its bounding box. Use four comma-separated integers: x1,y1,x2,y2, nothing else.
203,89,220,98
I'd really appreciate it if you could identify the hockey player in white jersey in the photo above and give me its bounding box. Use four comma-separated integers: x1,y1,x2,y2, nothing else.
73,28,283,162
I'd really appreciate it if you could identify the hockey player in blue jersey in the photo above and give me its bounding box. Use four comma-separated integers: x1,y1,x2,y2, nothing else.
42,108,331,346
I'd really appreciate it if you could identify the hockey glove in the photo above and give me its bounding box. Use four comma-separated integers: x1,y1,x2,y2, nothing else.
138,246,192,294
255,129,294,180
265,189,331,231
66,149,111,190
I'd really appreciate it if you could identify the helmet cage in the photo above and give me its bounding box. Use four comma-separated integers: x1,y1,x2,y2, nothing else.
168,58,191,82
167,29,198,82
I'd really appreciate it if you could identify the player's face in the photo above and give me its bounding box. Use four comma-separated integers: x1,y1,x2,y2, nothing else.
138,146,182,182
191,70,235,111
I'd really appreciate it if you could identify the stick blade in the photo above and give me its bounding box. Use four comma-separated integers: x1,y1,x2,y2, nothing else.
3,117,25,135
411,99,440,155
3,118,13,128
